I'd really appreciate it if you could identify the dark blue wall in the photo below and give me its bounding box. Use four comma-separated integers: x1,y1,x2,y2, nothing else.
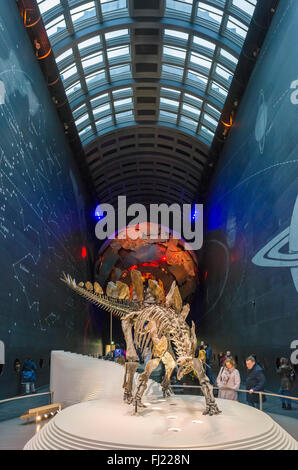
0,2,100,398
199,0,298,388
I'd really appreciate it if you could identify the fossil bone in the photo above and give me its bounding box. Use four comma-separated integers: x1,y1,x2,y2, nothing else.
61,270,221,416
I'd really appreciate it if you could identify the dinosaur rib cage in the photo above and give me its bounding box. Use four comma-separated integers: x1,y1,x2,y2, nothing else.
130,305,192,361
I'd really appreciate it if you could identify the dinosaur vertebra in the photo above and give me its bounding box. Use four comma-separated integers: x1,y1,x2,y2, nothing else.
61,271,221,416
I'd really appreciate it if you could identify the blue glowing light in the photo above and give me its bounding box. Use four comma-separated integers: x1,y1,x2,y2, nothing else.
191,207,200,221
95,205,104,220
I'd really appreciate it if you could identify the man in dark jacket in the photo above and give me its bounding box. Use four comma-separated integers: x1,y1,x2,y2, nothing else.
246,356,266,408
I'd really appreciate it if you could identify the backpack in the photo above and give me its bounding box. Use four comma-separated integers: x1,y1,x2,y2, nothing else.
198,349,206,363
290,368,296,383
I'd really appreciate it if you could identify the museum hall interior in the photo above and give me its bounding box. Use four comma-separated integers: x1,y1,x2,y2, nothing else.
0,0,297,451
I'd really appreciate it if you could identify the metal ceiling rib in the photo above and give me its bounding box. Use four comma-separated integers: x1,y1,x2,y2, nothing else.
37,0,257,204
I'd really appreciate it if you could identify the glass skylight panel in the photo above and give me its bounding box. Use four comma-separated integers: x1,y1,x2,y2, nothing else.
161,87,181,97
180,116,197,130
107,46,130,60
46,15,66,37
75,113,89,127
205,103,221,118
86,71,106,88
61,64,77,81
116,110,133,121
105,29,129,40
114,98,132,107
82,52,103,69
38,0,60,14
112,87,132,97
193,36,216,51
164,29,189,41
187,69,208,89
93,103,111,116
163,46,186,60
65,81,81,96
201,125,215,138
184,93,202,106
96,116,113,128
215,64,234,82
167,0,193,14
56,48,73,64
162,64,184,78
73,104,87,116
101,0,127,14
78,36,100,51
204,113,218,127
90,93,109,106
227,16,248,38
110,64,130,77
232,0,256,17
219,49,238,64
70,2,96,24
197,2,223,25
211,81,228,97
190,52,212,70
182,103,201,116
159,110,177,122
160,98,179,108
79,125,92,138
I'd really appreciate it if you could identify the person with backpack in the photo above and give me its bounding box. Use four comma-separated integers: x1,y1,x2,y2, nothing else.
198,346,206,363
21,358,37,394
277,357,295,410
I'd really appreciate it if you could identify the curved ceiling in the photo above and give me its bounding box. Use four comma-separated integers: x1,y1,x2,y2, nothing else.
37,0,257,205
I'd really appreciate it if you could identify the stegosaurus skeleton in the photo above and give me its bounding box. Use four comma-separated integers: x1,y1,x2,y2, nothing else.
61,272,221,416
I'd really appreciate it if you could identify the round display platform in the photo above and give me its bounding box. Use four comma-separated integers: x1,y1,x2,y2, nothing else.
24,395,298,450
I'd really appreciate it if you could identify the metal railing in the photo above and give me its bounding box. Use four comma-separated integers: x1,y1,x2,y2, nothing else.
0,391,53,405
171,384,298,412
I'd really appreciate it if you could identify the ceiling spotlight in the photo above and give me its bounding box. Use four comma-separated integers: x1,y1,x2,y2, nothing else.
233,100,239,107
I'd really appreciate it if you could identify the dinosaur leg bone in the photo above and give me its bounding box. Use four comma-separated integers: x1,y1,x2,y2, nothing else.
192,358,221,416
133,358,160,412
121,319,139,362
121,318,139,403
122,361,139,404
161,351,176,398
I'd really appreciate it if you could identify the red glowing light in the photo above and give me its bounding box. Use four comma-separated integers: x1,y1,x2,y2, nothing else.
128,256,167,272
82,246,87,258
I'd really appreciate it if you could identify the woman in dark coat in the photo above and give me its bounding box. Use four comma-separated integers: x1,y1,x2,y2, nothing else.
277,357,294,410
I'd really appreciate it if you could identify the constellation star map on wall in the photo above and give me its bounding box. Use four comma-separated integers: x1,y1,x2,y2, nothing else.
0,17,90,336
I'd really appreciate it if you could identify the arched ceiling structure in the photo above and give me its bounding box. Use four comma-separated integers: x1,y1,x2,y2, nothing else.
37,0,257,206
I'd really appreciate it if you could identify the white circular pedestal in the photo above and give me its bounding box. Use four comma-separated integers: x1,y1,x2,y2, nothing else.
24,395,298,450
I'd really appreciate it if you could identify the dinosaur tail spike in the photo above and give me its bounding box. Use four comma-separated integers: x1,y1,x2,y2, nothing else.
61,273,140,318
